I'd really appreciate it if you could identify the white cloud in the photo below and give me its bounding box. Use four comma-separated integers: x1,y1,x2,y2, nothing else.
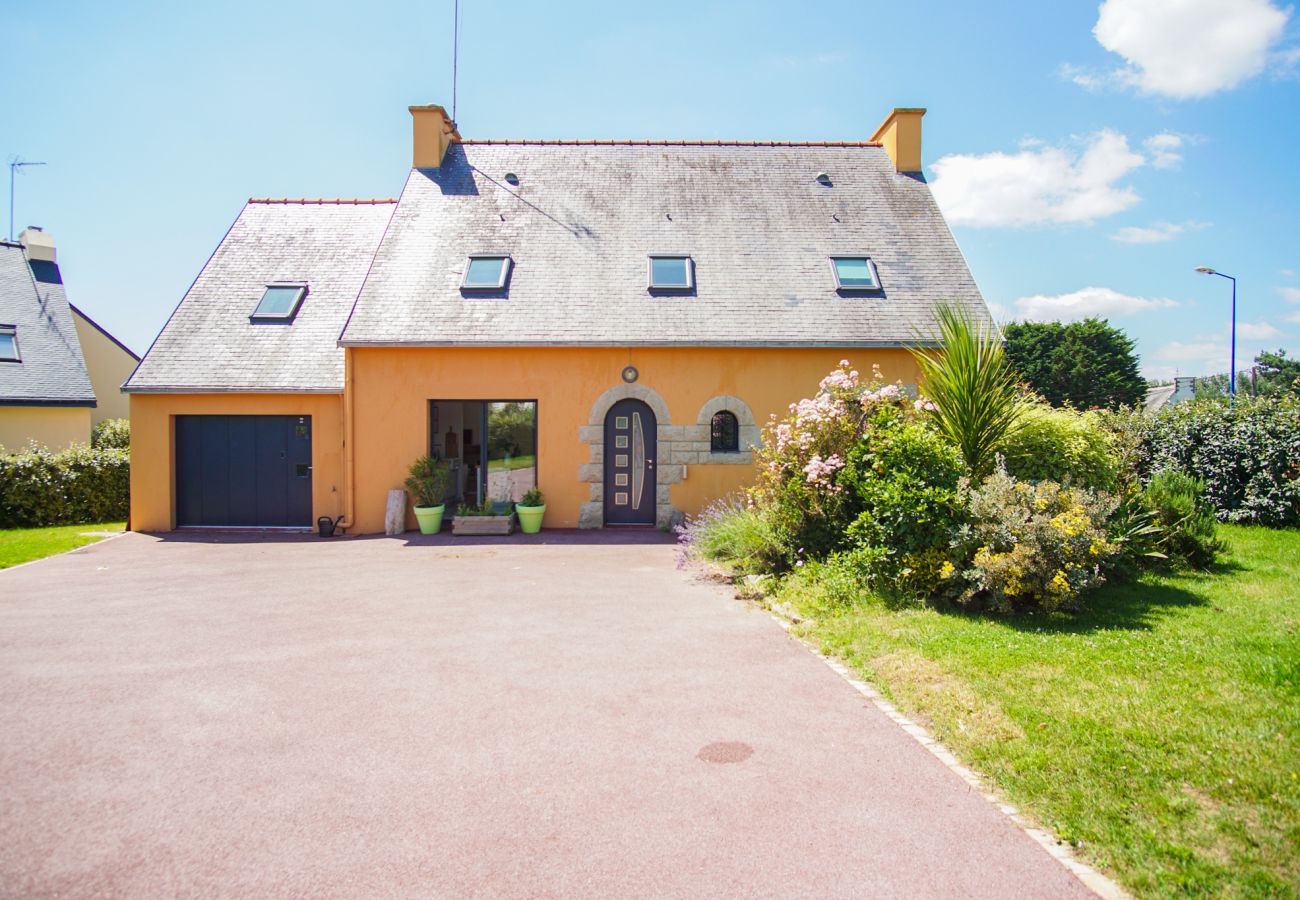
1155,340,1225,362
1012,286,1178,321
1143,133,1184,168
1092,0,1291,99
1281,269,1297,278
1278,287,1300,303
930,130,1144,227
1110,219,1206,243
1286,310,1300,323
1238,321,1284,340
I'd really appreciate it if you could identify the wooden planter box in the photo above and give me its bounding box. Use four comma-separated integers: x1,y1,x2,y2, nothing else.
451,514,515,536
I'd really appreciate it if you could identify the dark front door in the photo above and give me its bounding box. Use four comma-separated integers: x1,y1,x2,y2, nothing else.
175,415,312,527
603,399,656,525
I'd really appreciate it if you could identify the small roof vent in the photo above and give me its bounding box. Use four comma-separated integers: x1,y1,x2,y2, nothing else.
815,172,832,186
504,172,519,185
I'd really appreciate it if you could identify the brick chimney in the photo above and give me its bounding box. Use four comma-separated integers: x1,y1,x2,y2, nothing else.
870,108,926,175
18,226,56,263
409,104,462,169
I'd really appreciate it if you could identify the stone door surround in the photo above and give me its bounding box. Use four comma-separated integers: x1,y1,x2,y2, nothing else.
578,383,761,529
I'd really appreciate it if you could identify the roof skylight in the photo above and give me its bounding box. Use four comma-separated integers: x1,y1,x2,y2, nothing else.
0,325,19,362
462,255,511,290
251,284,308,322
648,255,693,290
829,257,880,290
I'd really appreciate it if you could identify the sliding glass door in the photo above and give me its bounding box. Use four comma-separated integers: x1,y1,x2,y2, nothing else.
430,400,537,509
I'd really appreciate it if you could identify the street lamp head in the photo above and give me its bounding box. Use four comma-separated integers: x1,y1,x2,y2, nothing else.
1194,266,1217,275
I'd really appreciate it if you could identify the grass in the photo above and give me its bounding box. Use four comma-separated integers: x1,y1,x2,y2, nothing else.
0,521,126,569
775,525,1299,898
487,454,536,472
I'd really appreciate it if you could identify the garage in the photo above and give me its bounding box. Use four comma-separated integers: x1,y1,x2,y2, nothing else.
175,415,312,527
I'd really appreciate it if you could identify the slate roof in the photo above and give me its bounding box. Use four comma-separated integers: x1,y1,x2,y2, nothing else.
339,141,991,346
125,200,396,393
0,241,96,406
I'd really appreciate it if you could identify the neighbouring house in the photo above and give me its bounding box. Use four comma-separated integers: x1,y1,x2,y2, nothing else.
1145,375,1197,412
124,103,994,532
0,228,140,451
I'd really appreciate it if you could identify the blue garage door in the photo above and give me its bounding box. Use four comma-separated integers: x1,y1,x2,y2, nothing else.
175,415,312,527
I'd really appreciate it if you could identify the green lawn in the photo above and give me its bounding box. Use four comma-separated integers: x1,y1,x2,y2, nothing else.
0,522,127,569
777,524,1299,898
487,454,536,472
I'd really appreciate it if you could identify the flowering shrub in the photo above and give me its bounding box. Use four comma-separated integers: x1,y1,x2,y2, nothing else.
754,361,950,562
0,443,130,527
955,471,1119,612
675,496,783,575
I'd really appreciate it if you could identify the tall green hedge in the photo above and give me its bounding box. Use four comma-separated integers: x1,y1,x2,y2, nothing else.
0,444,130,528
1123,396,1300,527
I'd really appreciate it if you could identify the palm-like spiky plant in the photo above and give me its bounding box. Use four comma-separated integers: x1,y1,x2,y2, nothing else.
911,303,1023,478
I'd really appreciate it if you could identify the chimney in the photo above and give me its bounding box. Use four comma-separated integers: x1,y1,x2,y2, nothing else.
18,226,56,263
409,104,462,169
869,108,926,175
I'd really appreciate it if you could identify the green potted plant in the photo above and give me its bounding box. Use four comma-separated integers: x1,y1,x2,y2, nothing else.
405,456,452,534
516,486,546,534
451,495,515,535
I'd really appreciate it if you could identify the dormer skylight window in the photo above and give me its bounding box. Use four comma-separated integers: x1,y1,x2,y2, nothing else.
829,257,881,291
250,283,308,323
648,255,693,290
0,325,19,362
462,255,511,290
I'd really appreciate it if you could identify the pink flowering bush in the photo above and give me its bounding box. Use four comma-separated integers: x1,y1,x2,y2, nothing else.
753,360,961,567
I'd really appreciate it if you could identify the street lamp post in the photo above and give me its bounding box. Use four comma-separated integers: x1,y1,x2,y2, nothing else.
1195,266,1237,408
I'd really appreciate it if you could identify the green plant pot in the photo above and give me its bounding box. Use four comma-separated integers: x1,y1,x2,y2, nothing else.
413,504,446,535
516,504,546,534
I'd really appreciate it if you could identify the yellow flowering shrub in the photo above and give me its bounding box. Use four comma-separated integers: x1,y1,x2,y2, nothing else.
957,470,1120,612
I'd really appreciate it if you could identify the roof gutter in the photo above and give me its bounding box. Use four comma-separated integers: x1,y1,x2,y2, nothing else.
121,386,344,395
336,340,944,349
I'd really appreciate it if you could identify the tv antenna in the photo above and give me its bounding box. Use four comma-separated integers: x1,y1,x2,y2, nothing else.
9,158,47,240
452,0,461,126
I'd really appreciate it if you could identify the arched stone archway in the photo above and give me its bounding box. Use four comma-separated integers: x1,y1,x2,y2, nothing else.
578,383,679,529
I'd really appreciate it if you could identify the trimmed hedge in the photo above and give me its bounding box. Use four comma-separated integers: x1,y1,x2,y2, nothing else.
0,444,130,528
1120,396,1300,527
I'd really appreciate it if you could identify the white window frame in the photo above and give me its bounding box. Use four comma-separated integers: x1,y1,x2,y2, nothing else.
0,325,19,362
828,256,881,291
461,254,512,290
250,283,309,323
647,254,694,290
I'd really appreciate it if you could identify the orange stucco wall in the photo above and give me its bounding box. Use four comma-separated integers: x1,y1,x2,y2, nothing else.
128,393,345,531
348,346,919,534
0,406,92,452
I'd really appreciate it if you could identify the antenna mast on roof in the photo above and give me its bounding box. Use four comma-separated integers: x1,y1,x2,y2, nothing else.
8,157,46,243
451,0,460,127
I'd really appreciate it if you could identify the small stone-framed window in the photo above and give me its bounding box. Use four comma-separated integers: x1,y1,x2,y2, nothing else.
710,410,739,452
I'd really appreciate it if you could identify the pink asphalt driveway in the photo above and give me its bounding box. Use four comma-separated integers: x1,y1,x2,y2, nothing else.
0,531,1096,898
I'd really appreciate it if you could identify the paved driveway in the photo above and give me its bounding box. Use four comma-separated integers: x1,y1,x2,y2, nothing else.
0,532,1095,898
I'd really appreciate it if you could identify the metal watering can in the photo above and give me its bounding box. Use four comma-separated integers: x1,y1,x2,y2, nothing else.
317,516,343,538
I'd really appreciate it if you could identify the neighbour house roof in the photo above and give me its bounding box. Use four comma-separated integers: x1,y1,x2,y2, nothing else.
125,200,397,393
0,241,96,406
339,141,991,346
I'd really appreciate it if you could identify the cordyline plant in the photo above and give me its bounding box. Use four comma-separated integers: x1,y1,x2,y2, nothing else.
911,302,1023,478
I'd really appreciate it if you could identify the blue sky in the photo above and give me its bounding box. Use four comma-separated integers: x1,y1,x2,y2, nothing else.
3,0,1298,378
